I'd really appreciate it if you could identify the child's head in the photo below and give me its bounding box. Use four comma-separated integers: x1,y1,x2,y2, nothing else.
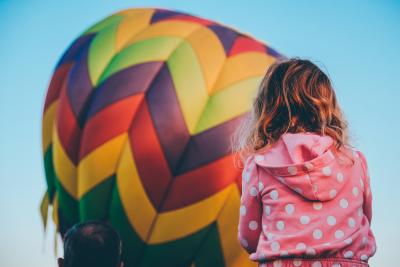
233,58,348,158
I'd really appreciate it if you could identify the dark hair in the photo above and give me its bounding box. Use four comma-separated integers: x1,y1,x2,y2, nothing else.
233,58,349,161
63,221,122,267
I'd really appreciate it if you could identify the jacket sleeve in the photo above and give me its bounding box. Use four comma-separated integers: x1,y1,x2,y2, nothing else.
237,156,262,254
358,151,373,224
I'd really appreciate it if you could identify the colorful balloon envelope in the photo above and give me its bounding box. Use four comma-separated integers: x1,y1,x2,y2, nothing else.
41,7,283,267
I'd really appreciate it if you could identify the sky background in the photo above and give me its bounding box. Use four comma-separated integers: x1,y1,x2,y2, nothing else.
1,1,399,266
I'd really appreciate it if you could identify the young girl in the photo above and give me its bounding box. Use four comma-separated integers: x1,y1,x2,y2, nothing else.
235,58,376,267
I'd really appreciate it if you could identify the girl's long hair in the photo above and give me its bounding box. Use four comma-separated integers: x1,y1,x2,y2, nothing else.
232,58,349,164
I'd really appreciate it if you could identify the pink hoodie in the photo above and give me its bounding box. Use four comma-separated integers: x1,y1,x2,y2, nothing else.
238,132,376,266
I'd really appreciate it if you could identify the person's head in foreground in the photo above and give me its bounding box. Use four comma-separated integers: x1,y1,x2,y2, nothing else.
234,58,376,266
58,220,123,267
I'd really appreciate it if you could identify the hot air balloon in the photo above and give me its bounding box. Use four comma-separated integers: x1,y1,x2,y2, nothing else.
41,7,284,267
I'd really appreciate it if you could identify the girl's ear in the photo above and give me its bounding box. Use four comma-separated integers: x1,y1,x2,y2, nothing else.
57,258,64,267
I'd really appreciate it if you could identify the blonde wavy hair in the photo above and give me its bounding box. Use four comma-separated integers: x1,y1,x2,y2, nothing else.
232,58,349,163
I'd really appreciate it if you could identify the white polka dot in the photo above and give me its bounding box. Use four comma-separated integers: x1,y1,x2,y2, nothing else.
296,242,306,251
312,261,322,267
360,178,364,188
249,186,258,196
280,250,289,256
313,229,323,240
287,166,297,175
285,204,295,214
271,241,280,251
340,198,349,208
267,233,274,240
323,242,331,246
332,264,342,267
313,202,323,210
306,247,316,256
262,224,267,231
344,237,353,245
243,171,251,183
273,260,282,267
260,264,267,267
240,205,246,216
304,162,314,171
344,250,354,259
276,221,285,231
300,215,311,225
336,172,344,182
358,207,363,217
348,217,356,228
322,166,332,176
360,254,368,261
327,215,336,226
352,187,359,197
249,221,258,230
329,189,337,198
255,155,264,163
264,205,271,215
335,230,344,239
362,236,368,245
293,259,302,266
270,190,279,200
240,238,248,247
258,182,264,191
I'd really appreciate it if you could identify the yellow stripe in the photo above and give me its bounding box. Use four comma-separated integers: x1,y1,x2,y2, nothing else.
124,20,202,48
216,186,257,267
148,184,234,244
116,142,157,241
40,191,49,230
52,192,59,230
52,128,77,198
115,9,154,52
77,133,127,198
42,100,58,152
186,26,226,94
212,52,276,94
195,77,262,133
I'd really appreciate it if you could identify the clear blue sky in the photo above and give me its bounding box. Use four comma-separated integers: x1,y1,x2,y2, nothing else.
1,1,399,266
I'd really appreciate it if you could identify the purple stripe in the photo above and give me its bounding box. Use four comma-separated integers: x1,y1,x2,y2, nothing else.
56,34,95,68
175,114,247,175
150,9,181,24
208,24,238,55
65,37,94,126
85,62,163,120
146,64,191,172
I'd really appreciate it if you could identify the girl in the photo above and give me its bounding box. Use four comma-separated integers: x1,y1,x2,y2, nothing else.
234,58,376,267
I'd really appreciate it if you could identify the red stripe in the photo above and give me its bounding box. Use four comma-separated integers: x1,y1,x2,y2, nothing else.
161,154,242,211
56,87,81,165
129,101,173,210
79,95,144,159
44,64,73,112
229,36,267,56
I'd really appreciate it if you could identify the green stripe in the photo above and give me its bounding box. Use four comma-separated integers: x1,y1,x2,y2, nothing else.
83,14,124,35
109,186,147,267
193,222,226,267
79,175,115,221
43,145,55,201
88,17,123,86
98,36,182,83
54,178,79,232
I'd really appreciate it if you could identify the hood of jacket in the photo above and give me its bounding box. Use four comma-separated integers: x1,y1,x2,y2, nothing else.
254,132,346,202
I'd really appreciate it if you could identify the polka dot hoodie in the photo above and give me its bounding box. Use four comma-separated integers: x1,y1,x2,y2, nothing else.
238,132,376,267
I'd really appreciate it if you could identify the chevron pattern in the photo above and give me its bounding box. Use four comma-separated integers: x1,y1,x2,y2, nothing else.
41,7,283,267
